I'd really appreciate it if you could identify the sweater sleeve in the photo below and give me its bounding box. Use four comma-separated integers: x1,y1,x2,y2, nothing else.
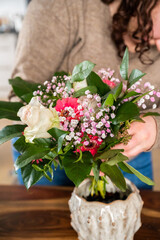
150,108,160,150
11,0,70,83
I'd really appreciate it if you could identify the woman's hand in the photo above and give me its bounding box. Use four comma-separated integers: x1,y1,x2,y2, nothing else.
112,116,157,158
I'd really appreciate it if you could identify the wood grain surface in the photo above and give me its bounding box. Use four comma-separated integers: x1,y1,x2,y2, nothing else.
0,186,160,240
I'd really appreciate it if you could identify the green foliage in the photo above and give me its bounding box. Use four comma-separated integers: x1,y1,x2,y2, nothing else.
128,69,146,88
0,101,23,120
14,145,50,171
13,135,29,153
120,48,129,80
87,71,110,96
113,102,139,124
71,61,95,82
48,127,68,153
121,91,140,100
100,163,126,191
73,86,97,98
21,163,44,189
143,112,160,117
111,82,123,100
9,77,40,103
92,160,101,182
103,94,114,107
120,162,154,185
62,151,93,187
0,125,26,145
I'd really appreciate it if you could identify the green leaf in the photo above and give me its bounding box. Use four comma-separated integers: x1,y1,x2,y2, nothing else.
103,94,114,107
14,145,50,171
120,48,129,80
33,138,54,149
87,71,110,96
112,82,123,100
106,153,128,166
71,61,95,82
118,162,133,174
21,163,44,189
48,128,68,153
122,91,140,100
132,90,151,103
9,77,40,102
54,71,69,77
98,149,124,160
0,101,23,120
20,92,33,104
13,135,29,153
0,124,26,145
113,102,139,124
43,171,52,181
122,162,154,185
143,112,160,117
57,134,66,153
66,80,72,92
44,150,58,160
92,160,101,182
62,151,93,187
128,69,146,88
48,127,68,141
32,164,43,172
100,163,126,191
48,165,54,179
73,86,97,98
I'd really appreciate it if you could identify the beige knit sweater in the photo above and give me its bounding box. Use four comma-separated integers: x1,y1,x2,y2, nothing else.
11,0,160,149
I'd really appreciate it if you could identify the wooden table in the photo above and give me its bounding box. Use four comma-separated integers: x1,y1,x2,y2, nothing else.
0,186,160,240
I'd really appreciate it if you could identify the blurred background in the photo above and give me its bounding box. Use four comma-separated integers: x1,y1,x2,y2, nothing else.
0,0,160,189
0,0,31,184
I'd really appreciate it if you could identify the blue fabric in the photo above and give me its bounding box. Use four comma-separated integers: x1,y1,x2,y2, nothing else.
11,138,74,186
12,138,153,189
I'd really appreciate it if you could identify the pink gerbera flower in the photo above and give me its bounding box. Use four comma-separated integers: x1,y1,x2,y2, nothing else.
55,97,82,121
103,78,116,89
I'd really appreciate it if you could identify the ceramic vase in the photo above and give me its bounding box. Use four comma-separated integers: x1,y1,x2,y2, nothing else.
69,178,143,240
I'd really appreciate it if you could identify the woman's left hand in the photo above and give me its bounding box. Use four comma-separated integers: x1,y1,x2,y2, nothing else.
112,116,157,158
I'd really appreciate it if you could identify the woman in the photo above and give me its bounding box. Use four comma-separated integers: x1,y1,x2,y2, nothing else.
11,0,160,188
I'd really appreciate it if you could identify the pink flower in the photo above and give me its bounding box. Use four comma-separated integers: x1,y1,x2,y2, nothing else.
78,134,102,156
103,78,116,89
32,159,43,164
55,97,82,121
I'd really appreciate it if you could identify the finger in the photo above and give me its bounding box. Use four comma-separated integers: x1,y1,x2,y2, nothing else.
111,143,127,150
123,145,144,158
155,39,160,52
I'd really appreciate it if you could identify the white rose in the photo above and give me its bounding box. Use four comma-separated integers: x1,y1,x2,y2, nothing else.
17,97,60,143
73,79,87,91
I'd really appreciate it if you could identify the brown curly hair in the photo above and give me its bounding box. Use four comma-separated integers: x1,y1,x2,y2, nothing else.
101,0,159,64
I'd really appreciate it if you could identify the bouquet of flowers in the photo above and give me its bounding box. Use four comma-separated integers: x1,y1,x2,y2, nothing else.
0,48,159,198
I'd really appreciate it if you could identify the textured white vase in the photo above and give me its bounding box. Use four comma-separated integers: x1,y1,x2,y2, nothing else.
69,178,143,240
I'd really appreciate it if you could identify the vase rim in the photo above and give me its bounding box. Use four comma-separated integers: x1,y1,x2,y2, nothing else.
73,178,143,207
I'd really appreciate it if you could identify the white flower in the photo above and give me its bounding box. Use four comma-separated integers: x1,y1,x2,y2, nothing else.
95,96,101,102
73,79,87,91
152,104,157,109
44,81,48,85
142,104,147,109
70,132,75,138
17,97,60,143
86,128,91,134
66,135,71,141
102,133,106,139
111,113,115,119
